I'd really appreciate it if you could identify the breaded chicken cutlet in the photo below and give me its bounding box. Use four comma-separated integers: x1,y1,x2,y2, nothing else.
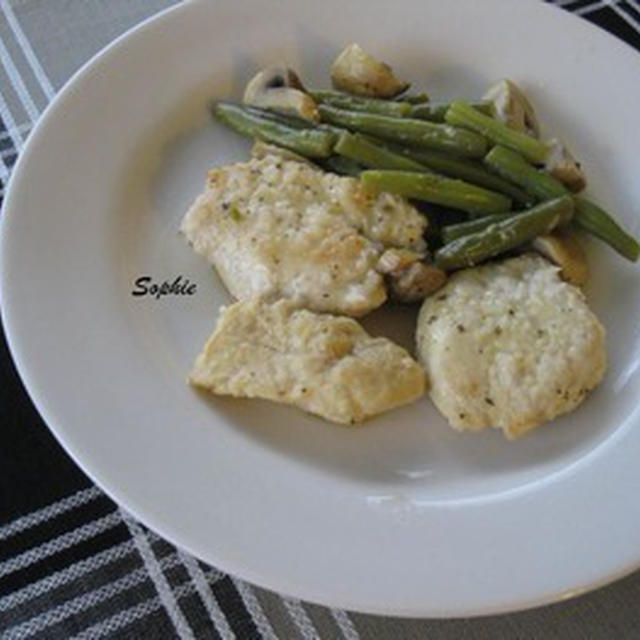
181,154,427,317
416,254,607,438
190,297,426,424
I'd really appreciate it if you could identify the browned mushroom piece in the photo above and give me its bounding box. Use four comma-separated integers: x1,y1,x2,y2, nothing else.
531,232,589,287
482,79,541,138
330,43,410,98
242,66,319,121
377,248,447,303
544,139,587,193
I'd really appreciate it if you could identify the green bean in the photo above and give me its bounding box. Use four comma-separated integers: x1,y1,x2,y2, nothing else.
435,196,575,270
318,155,364,177
360,170,512,215
318,104,488,158
335,132,428,171
483,151,640,260
573,197,640,262
410,100,493,122
389,145,533,206
309,90,413,118
214,102,336,158
445,100,549,164
484,145,567,201
400,92,431,104
242,105,314,129
441,213,514,244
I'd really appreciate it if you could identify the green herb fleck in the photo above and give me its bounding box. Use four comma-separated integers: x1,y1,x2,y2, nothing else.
230,205,243,222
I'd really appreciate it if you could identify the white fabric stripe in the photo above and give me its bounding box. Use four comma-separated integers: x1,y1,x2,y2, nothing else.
0,487,101,541
232,580,279,640
0,511,121,578
0,120,30,143
0,0,56,100
70,576,219,640
574,0,611,15
120,510,195,640
282,598,321,640
0,29,40,124
331,609,360,640
177,550,235,640
2,552,184,640
609,0,640,30
0,539,136,614
71,595,169,640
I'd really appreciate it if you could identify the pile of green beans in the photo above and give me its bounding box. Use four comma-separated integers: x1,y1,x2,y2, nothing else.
213,88,639,267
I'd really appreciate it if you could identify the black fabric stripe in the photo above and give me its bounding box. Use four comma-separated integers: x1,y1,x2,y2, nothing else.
3,546,142,630
150,535,179,561
42,577,161,640
0,522,130,598
106,608,181,640
178,590,222,640
0,497,116,564
0,135,13,155
210,576,261,640
0,322,91,526
583,6,640,50
3,151,17,170
548,0,602,12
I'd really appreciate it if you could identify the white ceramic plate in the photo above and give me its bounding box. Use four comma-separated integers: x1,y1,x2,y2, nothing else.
2,0,640,617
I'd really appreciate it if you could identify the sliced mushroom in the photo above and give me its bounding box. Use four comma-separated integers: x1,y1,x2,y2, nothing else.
376,248,425,274
330,43,409,98
250,140,313,165
482,79,540,138
531,232,589,286
377,248,447,303
243,66,319,121
544,138,586,193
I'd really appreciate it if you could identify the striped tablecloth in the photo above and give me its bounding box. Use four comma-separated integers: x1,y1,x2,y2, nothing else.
2,1,640,638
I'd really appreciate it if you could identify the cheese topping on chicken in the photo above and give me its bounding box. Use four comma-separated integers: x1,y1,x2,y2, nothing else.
416,254,607,439
190,297,426,424
181,154,426,316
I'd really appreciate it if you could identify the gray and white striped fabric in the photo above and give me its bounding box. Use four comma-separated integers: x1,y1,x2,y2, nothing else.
2,1,640,638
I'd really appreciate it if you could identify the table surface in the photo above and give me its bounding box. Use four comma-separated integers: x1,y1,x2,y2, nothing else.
2,1,640,638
